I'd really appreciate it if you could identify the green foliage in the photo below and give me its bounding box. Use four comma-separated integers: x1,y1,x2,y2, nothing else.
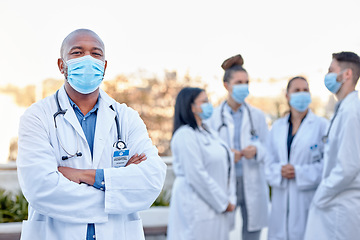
151,190,170,207
0,190,28,223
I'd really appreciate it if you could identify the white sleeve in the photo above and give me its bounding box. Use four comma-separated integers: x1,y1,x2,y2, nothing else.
227,144,237,205
173,128,229,213
312,111,360,208
253,112,269,163
17,106,108,224
103,109,167,214
264,125,284,188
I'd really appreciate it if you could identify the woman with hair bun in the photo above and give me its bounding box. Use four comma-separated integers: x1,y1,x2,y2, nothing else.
207,54,269,240
265,76,328,240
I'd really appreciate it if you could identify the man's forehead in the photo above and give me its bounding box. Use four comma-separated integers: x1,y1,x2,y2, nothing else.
65,33,104,49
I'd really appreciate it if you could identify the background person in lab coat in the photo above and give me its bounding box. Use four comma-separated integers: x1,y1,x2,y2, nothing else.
16,29,167,240
167,87,236,240
305,52,360,240
207,54,269,240
265,76,328,240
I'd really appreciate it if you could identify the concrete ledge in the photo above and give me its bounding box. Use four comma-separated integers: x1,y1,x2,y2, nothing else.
0,222,22,240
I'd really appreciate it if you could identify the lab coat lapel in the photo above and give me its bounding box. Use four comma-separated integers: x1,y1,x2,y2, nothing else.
92,90,117,168
58,86,87,142
279,116,290,164
223,104,235,148
241,104,250,148
290,110,314,151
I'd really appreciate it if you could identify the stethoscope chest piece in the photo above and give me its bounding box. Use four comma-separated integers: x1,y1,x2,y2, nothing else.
114,140,127,150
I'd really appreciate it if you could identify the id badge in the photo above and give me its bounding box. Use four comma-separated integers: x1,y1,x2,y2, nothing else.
310,144,321,163
112,148,130,168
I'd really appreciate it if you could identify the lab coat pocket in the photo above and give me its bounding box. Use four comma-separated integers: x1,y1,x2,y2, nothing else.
124,219,145,240
21,220,46,240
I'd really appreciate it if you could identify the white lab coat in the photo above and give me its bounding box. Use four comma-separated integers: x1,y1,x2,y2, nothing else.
167,125,236,240
304,91,360,240
265,110,328,240
16,86,167,240
207,101,269,232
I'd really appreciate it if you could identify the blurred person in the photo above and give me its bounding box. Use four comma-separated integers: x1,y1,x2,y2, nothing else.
167,87,236,240
207,54,269,240
265,76,328,240
305,52,360,240
16,29,166,240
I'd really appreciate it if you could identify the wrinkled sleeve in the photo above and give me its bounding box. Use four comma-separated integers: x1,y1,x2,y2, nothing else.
264,124,284,188
17,106,108,224
103,107,167,214
312,112,360,208
252,112,269,163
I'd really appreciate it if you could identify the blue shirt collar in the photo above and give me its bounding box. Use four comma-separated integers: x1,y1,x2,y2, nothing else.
225,101,243,115
67,95,100,117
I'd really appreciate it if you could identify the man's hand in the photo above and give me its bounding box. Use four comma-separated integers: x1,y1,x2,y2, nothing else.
281,164,295,179
241,145,257,159
58,153,147,185
125,153,147,166
231,149,243,163
58,166,83,184
225,203,236,212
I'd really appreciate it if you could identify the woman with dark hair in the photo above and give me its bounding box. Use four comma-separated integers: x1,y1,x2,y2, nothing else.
207,54,269,240
167,87,236,240
265,76,328,240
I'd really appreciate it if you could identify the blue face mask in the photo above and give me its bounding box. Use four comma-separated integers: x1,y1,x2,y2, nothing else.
198,103,213,120
65,55,105,94
289,92,312,112
324,72,343,94
232,84,249,104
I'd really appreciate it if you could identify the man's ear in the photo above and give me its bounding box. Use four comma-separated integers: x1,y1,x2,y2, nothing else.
102,60,107,77
345,68,354,84
224,81,230,91
58,58,65,74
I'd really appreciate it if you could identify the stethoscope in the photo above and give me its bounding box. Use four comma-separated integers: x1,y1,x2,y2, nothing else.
217,100,257,138
53,90,125,160
322,101,342,143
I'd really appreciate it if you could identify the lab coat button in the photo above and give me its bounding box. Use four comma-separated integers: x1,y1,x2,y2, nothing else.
100,188,104,191
101,181,105,185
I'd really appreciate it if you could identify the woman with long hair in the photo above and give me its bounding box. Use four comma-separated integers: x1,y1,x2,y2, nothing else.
167,87,236,240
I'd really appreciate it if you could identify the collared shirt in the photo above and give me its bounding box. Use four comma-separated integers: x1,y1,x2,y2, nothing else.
68,96,105,240
226,103,244,177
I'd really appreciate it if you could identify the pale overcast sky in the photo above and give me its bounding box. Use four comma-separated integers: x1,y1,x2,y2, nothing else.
1,0,360,99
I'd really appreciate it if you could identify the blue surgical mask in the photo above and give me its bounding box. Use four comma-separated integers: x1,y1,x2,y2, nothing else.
199,103,213,120
65,55,105,94
324,72,343,94
289,92,312,112
232,84,249,104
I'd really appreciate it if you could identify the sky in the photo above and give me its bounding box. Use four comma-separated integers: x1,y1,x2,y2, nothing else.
1,0,360,163
1,0,360,101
